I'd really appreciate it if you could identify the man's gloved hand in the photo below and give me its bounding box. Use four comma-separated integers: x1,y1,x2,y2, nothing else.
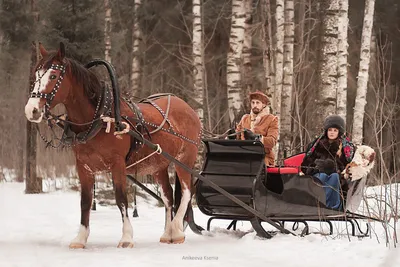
226,128,237,140
315,159,336,175
244,129,262,141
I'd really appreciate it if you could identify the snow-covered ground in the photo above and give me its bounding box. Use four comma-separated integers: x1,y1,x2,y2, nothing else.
0,182,399,267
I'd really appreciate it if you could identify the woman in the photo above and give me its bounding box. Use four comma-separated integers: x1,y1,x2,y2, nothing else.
300,115,355,210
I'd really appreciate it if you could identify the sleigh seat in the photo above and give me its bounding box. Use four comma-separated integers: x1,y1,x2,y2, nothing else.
266,153,306,174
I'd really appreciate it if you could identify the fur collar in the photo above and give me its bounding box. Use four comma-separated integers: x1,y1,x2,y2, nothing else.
250,108,270,131
316,137,341,157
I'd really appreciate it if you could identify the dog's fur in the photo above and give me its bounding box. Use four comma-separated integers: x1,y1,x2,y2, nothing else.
342,145,376,181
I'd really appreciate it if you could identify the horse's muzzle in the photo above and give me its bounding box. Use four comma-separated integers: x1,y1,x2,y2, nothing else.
25,105,43,123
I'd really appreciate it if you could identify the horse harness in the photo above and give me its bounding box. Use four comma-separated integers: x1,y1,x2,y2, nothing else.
35,87,200,156
30,61,200,162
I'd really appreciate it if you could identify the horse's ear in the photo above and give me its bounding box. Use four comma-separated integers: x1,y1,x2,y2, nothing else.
37,42,48,57
57,42,65,60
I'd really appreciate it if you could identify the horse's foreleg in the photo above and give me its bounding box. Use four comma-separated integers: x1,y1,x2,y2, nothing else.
155,170,173,243
171,166,192,244
113,159,134,248
69,162,94,249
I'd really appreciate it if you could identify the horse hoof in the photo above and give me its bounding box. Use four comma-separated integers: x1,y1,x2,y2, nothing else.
117,242,134,248
69,243,85,249
159,237,171,244
171,237,185,244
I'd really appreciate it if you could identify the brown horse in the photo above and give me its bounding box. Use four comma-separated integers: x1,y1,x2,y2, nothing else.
24,42,201,248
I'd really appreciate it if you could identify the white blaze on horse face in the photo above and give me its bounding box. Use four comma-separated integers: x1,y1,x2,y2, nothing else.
24,69,52,123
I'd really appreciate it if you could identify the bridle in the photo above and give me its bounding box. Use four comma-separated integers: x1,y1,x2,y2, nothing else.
28,62,109,148
29,63,66,118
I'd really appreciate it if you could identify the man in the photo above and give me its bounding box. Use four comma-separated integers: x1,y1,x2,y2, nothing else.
235,91,279,166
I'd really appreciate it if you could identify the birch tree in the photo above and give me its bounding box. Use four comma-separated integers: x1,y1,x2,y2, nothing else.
280,0,294,157
104,0,112,63
336,0,349,120
131,0,142,97
274,0,285,116
317,0,339,124
192,0,204,125
227,0,246,123
352,0,376,145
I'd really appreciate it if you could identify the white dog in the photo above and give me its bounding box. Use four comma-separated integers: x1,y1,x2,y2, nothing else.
342,145,376,181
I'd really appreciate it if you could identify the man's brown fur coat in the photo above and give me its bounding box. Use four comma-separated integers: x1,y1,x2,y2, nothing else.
236,108,279,166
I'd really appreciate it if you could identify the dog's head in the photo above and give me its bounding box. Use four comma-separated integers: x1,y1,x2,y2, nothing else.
347,145,376,181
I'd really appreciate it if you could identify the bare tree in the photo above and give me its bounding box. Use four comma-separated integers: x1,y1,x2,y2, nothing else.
280,0,294,158
26,0,42,193
104,0,112,63
227,0,246,123
192,0,204,125
317,0,339,124
274,0,285,116
336,0,349,120
352,0,376,145
131,0,142,98
261,0,274,104
242,0,252,101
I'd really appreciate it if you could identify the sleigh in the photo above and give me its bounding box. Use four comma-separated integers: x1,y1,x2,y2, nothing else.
191,139,375,237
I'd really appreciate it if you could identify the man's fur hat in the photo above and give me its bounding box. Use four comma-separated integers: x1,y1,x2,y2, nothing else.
249,91,269,105
323,115,345,136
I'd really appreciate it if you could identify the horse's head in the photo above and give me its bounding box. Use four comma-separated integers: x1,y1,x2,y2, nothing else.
25,42,70,123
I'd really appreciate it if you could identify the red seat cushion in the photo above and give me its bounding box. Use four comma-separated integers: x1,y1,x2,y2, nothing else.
267,167,300,174
283,153,306,167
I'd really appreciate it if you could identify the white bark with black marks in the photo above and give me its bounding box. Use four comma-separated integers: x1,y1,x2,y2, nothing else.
192,0,204,125
131,0,142,97
280,0,294,157
352,0,376,145
274,0,285,117
318,0,339,120
336,0,349,121
227,0,246,123
104,0,112,63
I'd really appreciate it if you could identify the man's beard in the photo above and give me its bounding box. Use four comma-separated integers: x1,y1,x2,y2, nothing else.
252,107,260,114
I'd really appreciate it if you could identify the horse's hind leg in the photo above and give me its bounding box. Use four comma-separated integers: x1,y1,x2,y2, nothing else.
171,164,193,244
154,169,174,243
113,158,134,248
69,162,94,249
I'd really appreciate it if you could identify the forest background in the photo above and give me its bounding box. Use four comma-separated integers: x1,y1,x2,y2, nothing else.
0,0,399,188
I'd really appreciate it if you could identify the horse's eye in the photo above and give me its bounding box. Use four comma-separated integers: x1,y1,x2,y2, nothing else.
50,74,57,79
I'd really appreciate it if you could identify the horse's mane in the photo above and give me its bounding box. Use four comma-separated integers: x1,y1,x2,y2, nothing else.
41,52,102,108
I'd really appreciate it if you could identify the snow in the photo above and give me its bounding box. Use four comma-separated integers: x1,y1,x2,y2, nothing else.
0,182,400,267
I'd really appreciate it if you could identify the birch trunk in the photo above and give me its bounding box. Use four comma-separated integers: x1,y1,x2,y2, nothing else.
192,0,204,125
242,0,252,104
280,0,294,158
352,0,376,145
131,0,142,97
104,0,112,63
274,0,285,116
317,0,339,123
336,0,349,121
227,0,246,123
